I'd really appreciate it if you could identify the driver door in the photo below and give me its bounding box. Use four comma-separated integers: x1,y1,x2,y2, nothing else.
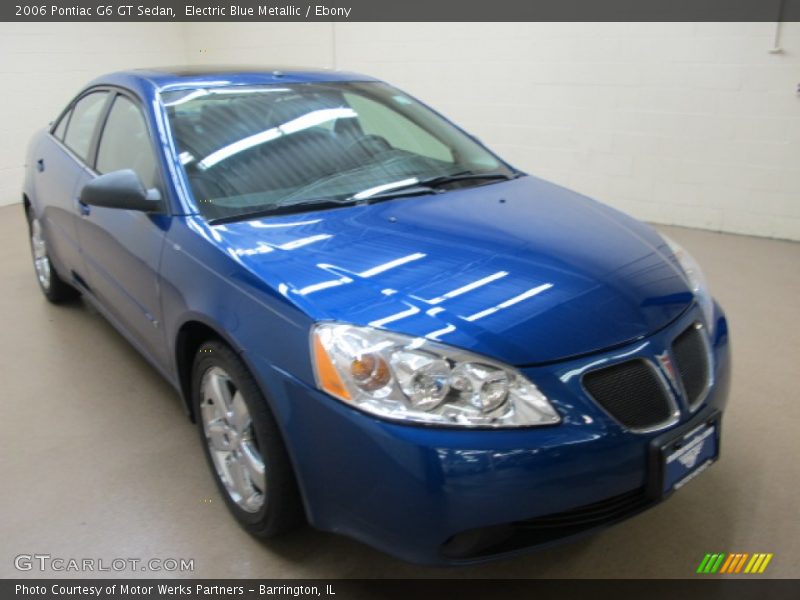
75,91,170,369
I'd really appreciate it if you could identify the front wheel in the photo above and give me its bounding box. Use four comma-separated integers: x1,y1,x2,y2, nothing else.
192,340,304,537
26,208,78,303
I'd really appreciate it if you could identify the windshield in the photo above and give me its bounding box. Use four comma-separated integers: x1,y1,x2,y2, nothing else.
161,82,515,221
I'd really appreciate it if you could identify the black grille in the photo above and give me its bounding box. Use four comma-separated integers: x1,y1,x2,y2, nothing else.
583,359,673,429
441,488,650,558
672,324,710,407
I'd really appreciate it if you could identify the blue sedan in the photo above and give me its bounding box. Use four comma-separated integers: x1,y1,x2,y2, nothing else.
22,66,730,565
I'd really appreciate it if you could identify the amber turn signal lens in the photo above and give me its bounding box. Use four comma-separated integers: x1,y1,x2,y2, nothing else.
313,333,351,401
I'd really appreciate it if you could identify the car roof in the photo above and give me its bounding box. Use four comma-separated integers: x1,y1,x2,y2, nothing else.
87,65,379,93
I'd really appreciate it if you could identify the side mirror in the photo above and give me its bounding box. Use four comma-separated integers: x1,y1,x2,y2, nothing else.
80,169,161,212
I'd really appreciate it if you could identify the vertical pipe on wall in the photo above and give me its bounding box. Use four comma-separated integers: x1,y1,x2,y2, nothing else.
768,0,785,53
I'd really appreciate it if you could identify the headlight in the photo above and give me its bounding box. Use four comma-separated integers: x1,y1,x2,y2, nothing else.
311,323,560,428
662,235,714,329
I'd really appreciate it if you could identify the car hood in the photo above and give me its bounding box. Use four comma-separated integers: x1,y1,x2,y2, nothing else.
207,176,692,366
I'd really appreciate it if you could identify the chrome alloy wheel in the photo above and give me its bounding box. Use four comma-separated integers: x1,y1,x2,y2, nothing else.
200,366,266,513
30,218,51,290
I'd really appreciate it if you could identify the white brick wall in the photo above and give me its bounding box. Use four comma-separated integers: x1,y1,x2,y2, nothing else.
2,22,798,240
183,22,333,67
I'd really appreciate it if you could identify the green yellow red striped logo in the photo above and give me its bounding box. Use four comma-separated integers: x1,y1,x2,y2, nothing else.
697,553,773,574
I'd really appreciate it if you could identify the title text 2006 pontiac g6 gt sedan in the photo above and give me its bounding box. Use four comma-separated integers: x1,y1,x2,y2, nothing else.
23,67,730,564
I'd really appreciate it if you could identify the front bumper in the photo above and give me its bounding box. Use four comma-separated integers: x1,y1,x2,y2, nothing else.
253,303,731,565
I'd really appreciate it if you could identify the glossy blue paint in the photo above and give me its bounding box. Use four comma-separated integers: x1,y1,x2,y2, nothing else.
208,175,695,367
23,68,730,565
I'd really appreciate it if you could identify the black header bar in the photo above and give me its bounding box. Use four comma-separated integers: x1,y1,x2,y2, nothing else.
3,0,800,22
4,579,800,600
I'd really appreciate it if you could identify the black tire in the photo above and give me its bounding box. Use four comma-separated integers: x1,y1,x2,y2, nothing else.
191,339,304,537
25,207,79,304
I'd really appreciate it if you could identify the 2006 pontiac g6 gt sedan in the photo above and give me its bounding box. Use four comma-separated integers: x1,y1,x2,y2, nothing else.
23,66,730,565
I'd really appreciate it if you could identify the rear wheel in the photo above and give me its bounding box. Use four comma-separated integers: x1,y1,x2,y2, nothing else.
192,340,304,537
26,208,79,303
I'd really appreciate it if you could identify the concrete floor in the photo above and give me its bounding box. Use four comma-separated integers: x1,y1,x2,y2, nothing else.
1,203,798,578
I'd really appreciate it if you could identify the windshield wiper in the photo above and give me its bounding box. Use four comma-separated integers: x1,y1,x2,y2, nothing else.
207,198,353,225
208,171,522,224
349,185,440,205
348,171,519,205
349,171,518,205
417,171,517,187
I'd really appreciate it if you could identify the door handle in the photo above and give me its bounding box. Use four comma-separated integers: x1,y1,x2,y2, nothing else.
78,201,91,216
36,159,45,172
